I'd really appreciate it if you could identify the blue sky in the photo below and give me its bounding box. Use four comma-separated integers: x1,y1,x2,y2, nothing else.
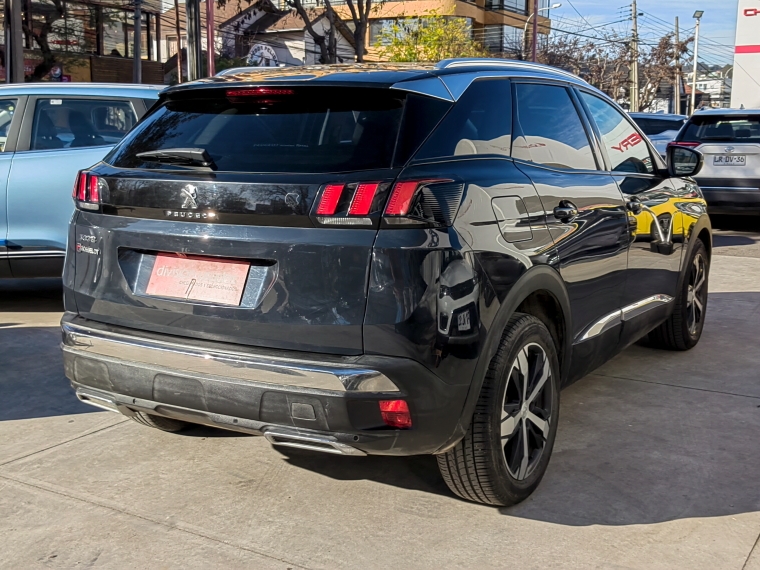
549,0,738,65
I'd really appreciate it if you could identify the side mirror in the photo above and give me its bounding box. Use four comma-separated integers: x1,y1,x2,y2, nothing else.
667,145,703,178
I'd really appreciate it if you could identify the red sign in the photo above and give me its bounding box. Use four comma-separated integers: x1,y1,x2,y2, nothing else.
146,253,250,306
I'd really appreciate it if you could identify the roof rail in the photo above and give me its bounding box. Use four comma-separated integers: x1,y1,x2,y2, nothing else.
435,58,587,84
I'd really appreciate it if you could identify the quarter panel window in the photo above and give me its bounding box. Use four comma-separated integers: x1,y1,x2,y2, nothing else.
580,92,654,174
31,98,137,151
513,83,596,170
415,79,512,160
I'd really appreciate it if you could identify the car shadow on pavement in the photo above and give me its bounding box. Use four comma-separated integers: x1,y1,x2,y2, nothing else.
0,278,64,313
277,447,451,495
0,325,96,421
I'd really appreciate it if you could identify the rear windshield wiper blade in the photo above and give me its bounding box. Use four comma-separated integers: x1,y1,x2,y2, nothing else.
136,148,216,170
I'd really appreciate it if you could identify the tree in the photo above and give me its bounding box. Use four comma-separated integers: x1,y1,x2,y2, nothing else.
537,30,692,111
379,13,487,62
286,0,339,64
343,0,374,62
23,0,66,81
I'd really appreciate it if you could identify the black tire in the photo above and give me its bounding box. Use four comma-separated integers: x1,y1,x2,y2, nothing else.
437,314,560,507
649,239,709,351
130,411,189,433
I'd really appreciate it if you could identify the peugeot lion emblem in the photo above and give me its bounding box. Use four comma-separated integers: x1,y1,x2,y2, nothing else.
180,184,198,209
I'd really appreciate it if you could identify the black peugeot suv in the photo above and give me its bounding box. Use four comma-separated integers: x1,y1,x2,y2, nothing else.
62,59,711,507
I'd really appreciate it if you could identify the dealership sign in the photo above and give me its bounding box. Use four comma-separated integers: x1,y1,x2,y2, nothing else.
732,0,760,107
247,44,279,67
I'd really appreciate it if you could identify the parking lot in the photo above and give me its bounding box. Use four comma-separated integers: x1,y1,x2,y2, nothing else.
1,220,759,570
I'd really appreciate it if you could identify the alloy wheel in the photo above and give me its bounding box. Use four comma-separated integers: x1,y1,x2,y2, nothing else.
500,343,554,481
686,253,707,336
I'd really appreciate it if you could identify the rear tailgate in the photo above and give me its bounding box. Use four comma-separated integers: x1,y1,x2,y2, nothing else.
73,174,382,355
697,142,760,186
69,85,450,355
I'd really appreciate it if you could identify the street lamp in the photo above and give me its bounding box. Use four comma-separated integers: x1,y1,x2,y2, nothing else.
690,10,704,115
524,3,562,62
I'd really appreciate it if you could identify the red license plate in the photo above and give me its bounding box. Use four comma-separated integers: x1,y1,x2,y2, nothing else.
145,253,250,306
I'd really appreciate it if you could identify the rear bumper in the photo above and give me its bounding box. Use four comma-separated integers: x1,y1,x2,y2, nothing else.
697,183,760,214
61,313,468,455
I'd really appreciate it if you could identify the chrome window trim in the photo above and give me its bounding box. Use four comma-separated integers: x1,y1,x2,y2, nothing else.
62,319,399,393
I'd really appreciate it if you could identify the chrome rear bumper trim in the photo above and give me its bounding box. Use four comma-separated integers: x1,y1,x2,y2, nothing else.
62,318,398,393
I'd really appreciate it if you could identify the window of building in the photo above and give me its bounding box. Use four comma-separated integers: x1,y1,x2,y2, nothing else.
31,98,137,151
513,83,597,170
415,79,512,160
485,0,528,14
580,91,654,174
482,24,522,54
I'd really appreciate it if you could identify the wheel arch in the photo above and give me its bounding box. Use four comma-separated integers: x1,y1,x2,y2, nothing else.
678,213,712,292
435,263,572,453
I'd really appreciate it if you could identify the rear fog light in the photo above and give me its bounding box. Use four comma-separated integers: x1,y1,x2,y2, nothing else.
379,400,412,429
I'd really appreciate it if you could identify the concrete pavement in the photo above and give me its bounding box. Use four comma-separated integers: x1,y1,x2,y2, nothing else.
1,223,760,569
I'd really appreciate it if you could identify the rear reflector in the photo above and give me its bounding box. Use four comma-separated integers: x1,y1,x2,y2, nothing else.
348,183,380,216
385,181,420,216
316,184,345,216
379,400,412,429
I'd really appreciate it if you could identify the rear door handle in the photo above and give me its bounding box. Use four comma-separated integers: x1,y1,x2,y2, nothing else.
553,201,578,222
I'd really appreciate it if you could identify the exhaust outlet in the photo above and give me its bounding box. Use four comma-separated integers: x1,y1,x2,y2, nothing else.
264,429,366,456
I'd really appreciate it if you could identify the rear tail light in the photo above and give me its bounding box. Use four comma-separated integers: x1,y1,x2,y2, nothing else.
316,184,346,216
385,181,420,216
73,171,103,211
379,400,412,429
312,179,461,228
348,183,380,216
667,141,700,149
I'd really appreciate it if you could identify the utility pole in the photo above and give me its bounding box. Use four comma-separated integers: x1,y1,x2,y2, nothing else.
690,11,704,115
206,0,215,76
133,0,142,84
174,0,183,83
630,0,639,112
531,0,539,62
673,17,680,114
185,0,203,80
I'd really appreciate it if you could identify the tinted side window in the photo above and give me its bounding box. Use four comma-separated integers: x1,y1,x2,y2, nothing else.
513,83,596,170
580,92,654,174
31,98,137,151
394,94,452,166
415,79,512,160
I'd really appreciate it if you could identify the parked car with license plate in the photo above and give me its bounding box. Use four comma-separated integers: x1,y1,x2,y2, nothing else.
0,84,162,279
61,60,711,507
669,108,760,215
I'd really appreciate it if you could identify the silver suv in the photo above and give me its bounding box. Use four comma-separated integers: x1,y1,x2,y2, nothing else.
671,109,760,215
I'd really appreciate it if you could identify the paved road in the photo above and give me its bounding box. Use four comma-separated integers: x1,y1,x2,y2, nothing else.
2,220,760,569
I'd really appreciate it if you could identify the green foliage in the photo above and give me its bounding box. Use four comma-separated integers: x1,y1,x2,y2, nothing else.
378,14,488,62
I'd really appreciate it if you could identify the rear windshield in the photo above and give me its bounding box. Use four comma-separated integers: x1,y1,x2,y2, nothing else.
107,87,448,173
632,116,685,136
681,115,760,143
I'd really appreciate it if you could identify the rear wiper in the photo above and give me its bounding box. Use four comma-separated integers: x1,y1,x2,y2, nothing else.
136,148,216,170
